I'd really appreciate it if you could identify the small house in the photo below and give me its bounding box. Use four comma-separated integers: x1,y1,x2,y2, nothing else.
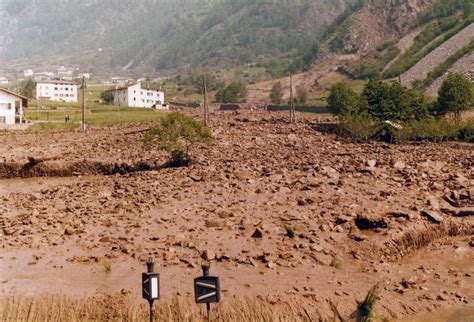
0,88,28,125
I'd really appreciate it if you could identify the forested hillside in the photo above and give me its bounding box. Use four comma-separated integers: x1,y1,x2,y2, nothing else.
0,0,355,74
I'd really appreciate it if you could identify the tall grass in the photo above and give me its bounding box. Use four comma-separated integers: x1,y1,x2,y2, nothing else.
0,295,336,321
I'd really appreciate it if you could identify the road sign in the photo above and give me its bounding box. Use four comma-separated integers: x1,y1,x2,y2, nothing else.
142,272,160,301
194,275,220,304
142,260,160,322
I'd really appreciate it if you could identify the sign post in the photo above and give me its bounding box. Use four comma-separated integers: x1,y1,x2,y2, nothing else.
194,263,220,321
142,260,160,322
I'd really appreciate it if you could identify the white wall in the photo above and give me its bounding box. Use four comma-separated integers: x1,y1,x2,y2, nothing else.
127,83,165,108
0,92,20,125
36,82,78,103
112,83,166,109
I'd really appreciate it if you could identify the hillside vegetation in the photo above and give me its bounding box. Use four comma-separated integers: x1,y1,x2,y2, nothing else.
317,0,474,85
0,0,354,74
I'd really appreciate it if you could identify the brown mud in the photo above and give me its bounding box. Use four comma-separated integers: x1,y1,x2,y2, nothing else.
0,111,473,321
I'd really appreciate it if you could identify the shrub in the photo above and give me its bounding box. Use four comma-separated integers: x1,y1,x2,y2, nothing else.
391,117,462,142
269,81,283,104
143,112,212,166
100,91,114,104
295,86,309,105
338,113,382,140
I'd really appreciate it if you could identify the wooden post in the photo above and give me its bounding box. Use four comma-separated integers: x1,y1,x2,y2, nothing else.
81,76,86,132
289,74,295,123
203,75,210,127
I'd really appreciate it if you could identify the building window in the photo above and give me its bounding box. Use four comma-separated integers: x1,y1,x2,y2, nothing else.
0,116,5,124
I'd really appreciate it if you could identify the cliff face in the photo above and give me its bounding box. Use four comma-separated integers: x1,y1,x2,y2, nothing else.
340,0,435,55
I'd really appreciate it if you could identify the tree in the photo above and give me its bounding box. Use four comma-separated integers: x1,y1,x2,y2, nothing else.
100,91,114,104
19,79,35,98
215,81,248,103
143,112,212,166
295,85,309,105
436,72,474,120
327,83,360,116
269,81,283,104
192,73,223,94
361,79,427,122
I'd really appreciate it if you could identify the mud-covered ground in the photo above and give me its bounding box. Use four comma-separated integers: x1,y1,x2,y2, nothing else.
0,111,473,321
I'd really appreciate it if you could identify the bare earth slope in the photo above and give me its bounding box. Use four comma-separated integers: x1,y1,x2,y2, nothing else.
400,23,474,87
0,111,473,321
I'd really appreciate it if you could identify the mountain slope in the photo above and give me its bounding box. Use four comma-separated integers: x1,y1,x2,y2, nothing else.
0,0,355,74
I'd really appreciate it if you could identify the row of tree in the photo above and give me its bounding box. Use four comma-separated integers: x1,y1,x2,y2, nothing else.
327,72,474,122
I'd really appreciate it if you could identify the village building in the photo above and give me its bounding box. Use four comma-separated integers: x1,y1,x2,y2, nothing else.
24,69,34,77
0,77,9,85
0,88,27,125
111,83,166,109
34,72,55,82
58,66,75,78
36,80,78,103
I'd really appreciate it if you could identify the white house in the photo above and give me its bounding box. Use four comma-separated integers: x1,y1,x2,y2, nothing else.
0,77,9,85
36,80,78,103
112,83,166,109
58,66,75,78
0,88,27,125
24,69,34,77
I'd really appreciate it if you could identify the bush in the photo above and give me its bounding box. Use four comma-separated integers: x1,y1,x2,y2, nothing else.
143,112,212,166
391,117,461,142
269,81,283,104
338,113,382,140
295,86,309,105
100,91,114,105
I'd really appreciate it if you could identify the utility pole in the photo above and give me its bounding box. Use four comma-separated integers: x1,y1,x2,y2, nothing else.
203,75,210,127
81,76,86,132
289,74,295,123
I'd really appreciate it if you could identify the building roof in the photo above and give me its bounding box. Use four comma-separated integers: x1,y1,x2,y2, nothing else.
104,82,163,93
0,88,28,107
36,79,76,85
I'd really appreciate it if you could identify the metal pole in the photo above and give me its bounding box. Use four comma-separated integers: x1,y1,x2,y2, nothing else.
81,76,86,132
203,264,210,321
147,260,155,322
149,301,154,322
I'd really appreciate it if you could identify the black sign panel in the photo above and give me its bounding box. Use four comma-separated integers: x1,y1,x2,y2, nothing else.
194,276,220,304
142,273,160,301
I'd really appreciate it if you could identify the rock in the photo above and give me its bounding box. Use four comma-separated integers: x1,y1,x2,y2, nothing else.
251,228,263,238
393,161,406,170
426,195,440,210
367,160,377,168
421,210,443,224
